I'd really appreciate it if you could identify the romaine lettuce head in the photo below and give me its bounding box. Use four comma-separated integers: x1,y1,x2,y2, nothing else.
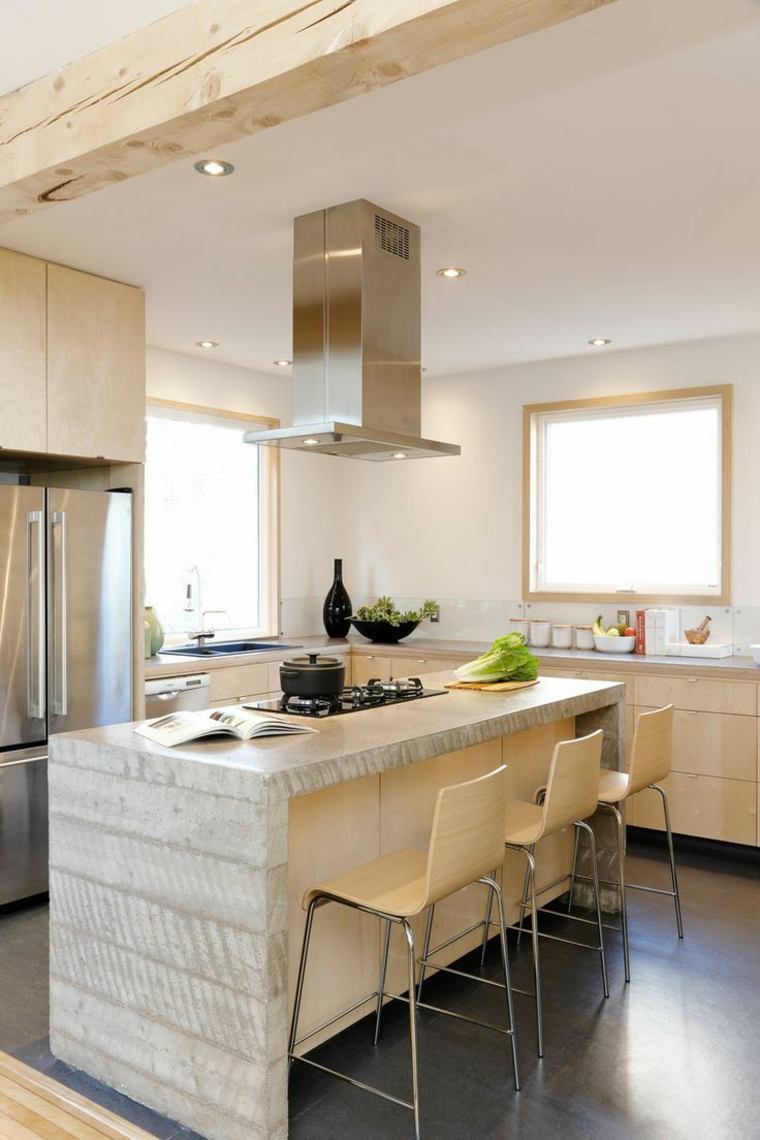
455,632,539,683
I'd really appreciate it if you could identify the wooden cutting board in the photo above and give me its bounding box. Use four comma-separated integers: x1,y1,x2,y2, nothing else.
445,678,540,693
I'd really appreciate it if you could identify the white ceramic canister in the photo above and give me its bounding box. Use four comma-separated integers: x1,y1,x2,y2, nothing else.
552,624,573,649
509,617,530,641
529,619,552,647
575,625,595,650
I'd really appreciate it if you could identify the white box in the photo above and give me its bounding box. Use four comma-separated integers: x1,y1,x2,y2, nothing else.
666,642,732,659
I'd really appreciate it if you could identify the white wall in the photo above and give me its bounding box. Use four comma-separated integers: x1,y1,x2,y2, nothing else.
145,348,345,628
337,331,760,607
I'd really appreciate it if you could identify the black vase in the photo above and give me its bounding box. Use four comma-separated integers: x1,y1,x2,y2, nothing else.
323,558,352,638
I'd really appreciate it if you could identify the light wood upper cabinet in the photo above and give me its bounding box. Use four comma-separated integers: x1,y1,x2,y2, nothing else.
47,264,145,462
0,249,46,453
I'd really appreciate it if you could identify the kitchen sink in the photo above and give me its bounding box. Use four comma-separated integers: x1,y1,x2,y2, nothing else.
160,641,301,658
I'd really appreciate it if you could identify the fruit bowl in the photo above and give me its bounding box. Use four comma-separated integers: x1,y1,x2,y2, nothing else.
594,635,636,654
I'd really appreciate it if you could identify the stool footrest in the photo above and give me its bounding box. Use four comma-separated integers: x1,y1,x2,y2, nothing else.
383,989,515,1038
289,1054,414,1111
571,871,677,898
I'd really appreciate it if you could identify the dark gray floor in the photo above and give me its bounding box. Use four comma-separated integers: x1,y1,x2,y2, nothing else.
1,835,757,1139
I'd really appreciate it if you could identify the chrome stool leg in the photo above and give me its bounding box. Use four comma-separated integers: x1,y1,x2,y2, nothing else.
576,821,609,999
610,804,631,983
490,878,521,1090
652,783,684,939
374,918,393,1045
516,844,535,948
567,824,582,912
416,905,436,1003
288,897,321,1071
402,920,422,1140
479,870,497,966
513,843,543,1058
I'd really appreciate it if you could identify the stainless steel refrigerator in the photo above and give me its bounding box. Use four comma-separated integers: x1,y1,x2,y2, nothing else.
0,485,132,906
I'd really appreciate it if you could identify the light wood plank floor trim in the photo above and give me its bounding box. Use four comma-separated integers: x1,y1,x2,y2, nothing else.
0,1054,156,1140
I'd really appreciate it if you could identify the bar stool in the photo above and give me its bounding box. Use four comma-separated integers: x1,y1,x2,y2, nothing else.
460,730,608,1059
288,766,520,1140
567,704,683,983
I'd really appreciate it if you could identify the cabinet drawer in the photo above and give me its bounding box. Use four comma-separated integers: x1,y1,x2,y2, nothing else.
351,655,392,685
539,667,584,679
391,656,460,679
209,664,270,702
634,675,757,716
634,706,757,781
632,774,757,846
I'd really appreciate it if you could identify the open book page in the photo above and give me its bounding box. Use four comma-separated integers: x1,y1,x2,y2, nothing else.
134,707,317,747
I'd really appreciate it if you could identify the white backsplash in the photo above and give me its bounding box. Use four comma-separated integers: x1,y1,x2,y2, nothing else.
281,593,757,656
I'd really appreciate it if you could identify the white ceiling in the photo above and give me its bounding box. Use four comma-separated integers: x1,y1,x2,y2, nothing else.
0,1,187,97
3,0,760,377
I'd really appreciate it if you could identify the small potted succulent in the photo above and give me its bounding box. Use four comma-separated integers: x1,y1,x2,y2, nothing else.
351,596,439,643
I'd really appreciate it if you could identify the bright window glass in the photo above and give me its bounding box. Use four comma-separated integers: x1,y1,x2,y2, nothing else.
145,406,270,636
530,393,726,598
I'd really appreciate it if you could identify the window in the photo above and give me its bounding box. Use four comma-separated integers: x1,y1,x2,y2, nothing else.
144,401,278,639
524,386,731,603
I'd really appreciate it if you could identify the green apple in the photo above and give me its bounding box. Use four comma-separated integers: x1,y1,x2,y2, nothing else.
606,627,621,637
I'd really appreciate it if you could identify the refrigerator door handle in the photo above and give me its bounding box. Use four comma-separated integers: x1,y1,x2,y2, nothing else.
26,511,46,720
51,510,68,717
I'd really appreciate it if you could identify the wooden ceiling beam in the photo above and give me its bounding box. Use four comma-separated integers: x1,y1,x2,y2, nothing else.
0,0,614,224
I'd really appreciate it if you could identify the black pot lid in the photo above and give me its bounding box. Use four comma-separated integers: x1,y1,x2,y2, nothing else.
282,653,344,670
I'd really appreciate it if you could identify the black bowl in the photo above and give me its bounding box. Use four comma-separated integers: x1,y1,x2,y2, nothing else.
351,618,421,644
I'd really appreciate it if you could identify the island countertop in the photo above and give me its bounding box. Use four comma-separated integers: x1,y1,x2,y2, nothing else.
57,674,624,799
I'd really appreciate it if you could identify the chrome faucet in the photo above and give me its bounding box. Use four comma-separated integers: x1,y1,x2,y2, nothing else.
189,609,231,647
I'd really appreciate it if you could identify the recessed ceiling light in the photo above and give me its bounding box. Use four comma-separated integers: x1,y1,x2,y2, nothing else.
193,159,234,177
392,452,408,460
274,359,292,367
303,438,320,447
196,339,218,349
436,267,466,279
588,338,611,347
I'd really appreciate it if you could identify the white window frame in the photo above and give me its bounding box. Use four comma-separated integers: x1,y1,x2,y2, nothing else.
145,398,280,644
523,385,732,605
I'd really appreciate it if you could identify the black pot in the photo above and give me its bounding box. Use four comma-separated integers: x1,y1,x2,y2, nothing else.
351,618,421,644
280,653,346,698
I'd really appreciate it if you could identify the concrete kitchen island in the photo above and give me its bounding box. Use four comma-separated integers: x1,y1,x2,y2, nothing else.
48,675,624,1140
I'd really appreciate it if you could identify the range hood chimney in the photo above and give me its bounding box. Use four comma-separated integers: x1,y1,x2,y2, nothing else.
245,199,460,460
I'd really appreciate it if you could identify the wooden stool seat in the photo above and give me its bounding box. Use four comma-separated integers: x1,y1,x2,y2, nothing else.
304,849,428,917
289,766,520,1140
504,800,544,846
568,704,683,985
597,769,631,803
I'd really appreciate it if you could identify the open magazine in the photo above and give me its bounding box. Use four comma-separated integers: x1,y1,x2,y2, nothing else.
134,707,317,748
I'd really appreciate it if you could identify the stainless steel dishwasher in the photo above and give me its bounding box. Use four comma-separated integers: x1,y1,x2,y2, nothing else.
145,674,211,717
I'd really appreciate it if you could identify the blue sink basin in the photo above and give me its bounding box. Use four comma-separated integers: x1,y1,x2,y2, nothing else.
161,641,301,658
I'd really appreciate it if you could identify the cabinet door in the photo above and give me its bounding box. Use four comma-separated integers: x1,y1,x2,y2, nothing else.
634,706,757,781
47,265,145,462
634,674,757,716
0,249,46,453
391,656,460,679
352,655,392,685
209,664,270,703
632,774,757,846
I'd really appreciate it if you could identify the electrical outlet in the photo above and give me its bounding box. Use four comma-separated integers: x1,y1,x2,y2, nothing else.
616,609,630,628
430,605,441,624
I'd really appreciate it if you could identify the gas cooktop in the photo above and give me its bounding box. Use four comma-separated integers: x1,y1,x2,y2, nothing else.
247,677,448,718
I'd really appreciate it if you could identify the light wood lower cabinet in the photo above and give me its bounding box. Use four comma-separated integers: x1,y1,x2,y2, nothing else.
208,663,271,703
0,249,46,453
634,674,757,717
391,655,460,679
352,654,392,685
632,773,757,846
636,705,757,782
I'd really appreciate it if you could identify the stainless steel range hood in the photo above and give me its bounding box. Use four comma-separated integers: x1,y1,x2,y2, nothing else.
245,199,460,461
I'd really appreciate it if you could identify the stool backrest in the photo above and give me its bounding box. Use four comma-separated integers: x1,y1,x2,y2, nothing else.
539,730,604,837
628,704,673,795
423,765,508,909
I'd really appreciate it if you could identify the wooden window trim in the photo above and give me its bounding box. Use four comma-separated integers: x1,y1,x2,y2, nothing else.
522,384,733,605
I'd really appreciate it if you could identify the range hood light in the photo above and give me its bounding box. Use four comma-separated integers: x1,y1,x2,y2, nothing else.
392,452,407,460
437,266,466,279
196,339,218,349
303,438,320,446
274,359,292,367
588,337,611,346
